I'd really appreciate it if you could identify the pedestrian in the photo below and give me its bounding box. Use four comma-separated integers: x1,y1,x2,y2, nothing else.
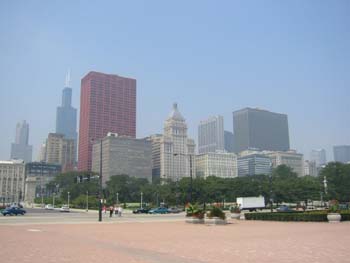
103,205,106,214
114,205,118,216
118,206,123,217
109,205,114,218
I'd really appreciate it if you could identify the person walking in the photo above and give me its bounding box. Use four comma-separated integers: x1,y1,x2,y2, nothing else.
109,205,114,218
114,205,118,216
118,206,123,217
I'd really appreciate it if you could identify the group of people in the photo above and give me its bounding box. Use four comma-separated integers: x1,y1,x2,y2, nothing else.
102,205,123,217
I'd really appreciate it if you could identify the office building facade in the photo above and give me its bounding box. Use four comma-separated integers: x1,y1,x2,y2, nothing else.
266,150,304,177
333,145,350,163
10,120,32,162
304,160,318,177
92,133,152,185
224,130,234,153
0,160,25,204
237,154,271,177
310,149,327,167
45,133,75,172
233,108,290,153
198,116,224,154
159,103,196,181
24,162,62,204
78,71,136,172
196,152,237,179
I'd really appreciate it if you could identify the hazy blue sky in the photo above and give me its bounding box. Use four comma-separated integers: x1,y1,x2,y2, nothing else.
0,0,349,161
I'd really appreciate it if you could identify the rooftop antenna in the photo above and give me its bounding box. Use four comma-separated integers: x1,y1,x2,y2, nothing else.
65,68,71,87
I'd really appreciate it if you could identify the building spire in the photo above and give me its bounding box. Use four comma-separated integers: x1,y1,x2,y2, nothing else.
65,69,71,87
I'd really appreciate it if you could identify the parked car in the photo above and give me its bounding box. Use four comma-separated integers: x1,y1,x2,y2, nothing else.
148,207,169,214
60,205,70,212
1,207,26,216
133,208,150,214
276,205,294,212
167,207,182,213
45,204,54,210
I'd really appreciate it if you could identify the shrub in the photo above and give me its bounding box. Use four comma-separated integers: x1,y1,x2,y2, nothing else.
207,206,226,220
186,203,205,219
230,203,241,213
245,210,350,222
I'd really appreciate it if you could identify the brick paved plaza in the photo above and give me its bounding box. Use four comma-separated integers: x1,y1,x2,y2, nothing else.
1,219,349,263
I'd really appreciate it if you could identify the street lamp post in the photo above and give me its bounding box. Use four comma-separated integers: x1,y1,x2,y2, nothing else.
116,192,119,205
86,191,89,212
98,140,103,222
52,193,55,208
40,162,44,208
269,162,273,213
67,192,70,208
140,192,143,209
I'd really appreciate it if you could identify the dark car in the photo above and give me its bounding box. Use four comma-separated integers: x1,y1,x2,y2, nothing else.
167,207,182,213
148,207,169,214
276,205,294,212
133,208,150,214
1,207,26,216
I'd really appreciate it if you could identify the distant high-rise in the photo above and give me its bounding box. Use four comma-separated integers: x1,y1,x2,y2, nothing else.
233,108,290,153
198,116,224,154
333,145,350,163
10,120,32,162
310,149,327,167
159,103,196,181
224,130,234,153
78,71,136,171
56,71,77,161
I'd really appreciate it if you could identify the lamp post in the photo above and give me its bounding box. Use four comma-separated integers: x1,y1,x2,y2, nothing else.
40,162,44,208
140,192,143,209
52,193,55,208
98,139,103,222
173,153,193,204
67,191,70,208
116,192,119,205
269,162,273,213
86,191,89,212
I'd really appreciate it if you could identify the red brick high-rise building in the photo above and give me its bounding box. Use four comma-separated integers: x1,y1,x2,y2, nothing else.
78,71,136,171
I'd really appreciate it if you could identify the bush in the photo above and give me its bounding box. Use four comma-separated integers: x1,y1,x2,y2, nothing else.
245,210,350,222
186,203,205,219
207,206,226,220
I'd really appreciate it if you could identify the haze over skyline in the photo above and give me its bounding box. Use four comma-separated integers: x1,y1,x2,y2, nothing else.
1,1,349,161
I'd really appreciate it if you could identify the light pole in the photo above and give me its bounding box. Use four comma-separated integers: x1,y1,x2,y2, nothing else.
140,192,143,209
98,140,103,222
40,162,44,208
67,192,70,208
86,191,89,212
116,192,119,205
173,153,193,204
53,193,55,208
269,162,273,213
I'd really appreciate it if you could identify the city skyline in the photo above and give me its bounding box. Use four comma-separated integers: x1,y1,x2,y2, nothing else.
1,1,349,161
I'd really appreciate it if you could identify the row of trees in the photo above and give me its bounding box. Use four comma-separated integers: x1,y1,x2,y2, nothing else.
37,162,350,208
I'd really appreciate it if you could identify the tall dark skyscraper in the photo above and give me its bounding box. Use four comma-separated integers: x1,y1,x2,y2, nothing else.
233,108,290,153
56,71,77,161
78,71,136,171
224,130,234,153
10,120,33,162
333,145,350,163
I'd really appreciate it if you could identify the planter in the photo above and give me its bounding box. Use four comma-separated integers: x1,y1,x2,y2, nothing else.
186,217,204,224
231,213,241,220
327,213,341,223
205,217,227,225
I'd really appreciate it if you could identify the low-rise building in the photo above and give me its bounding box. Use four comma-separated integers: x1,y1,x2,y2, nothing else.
266,150,304,177
237,154,271,177
304,160,318,177
196,152,237,179
24,162,62,204
92,134,152,185
0,160,25,204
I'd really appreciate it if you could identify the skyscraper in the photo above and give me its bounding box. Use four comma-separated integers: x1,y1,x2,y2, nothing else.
10,120,32,162
198,116,224,154
333,145,350,163
56,71,77,161
310,149,327,167
159,103,195,181
224,130,234,153
233,108,290,153
78,71,136,171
